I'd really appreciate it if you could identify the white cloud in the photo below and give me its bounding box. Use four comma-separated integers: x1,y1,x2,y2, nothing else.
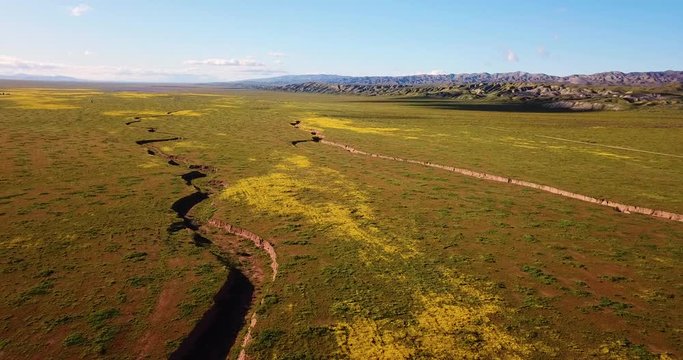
70,4,92,17
267,51,286,58
239,68,288,75
83,50,93,56
0,55,60,70
506,49,519,62
0,54,286,82
537,46,549,57
183,58,264,66
413,69,448,76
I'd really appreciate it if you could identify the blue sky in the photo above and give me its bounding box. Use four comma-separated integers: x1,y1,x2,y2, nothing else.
0,0,681,82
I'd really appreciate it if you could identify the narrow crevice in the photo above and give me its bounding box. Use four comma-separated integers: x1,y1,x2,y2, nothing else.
181,171,208,186
127,113,278,359
135,137,181,145
291,139,310,146
169,270,254,360
302,129,683,222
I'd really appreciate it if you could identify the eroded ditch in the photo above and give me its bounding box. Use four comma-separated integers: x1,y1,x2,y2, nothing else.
291,122,683,223
125,116,279,359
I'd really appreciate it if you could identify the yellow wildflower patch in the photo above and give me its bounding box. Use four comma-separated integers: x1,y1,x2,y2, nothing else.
111,92,167,99
138,160,160,168
335,270,546,359
303,116,401,135
586,150,632,160
102,110,168,117
221,155,409,256
101,109,202,117
156,141,206,153
172,109,203,117
335,318,415,359
0,88,100,109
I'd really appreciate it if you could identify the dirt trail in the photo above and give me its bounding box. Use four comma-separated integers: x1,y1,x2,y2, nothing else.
291,123,682,222
125,115,279,360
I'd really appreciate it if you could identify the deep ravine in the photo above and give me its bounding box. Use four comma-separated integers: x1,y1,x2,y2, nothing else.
125,115,279,360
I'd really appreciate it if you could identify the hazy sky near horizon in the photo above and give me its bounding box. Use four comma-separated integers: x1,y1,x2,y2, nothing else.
1,0,681,82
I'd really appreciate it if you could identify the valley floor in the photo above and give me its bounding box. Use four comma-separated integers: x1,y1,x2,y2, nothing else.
0,87,681,359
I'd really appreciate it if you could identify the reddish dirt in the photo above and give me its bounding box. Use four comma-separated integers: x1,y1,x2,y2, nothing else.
135,280,185,359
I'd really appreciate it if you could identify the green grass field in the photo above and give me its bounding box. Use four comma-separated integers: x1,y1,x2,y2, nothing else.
1,87,681,359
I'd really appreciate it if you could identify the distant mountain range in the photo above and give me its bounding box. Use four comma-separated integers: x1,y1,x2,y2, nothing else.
226,71,683,87
3,70,681,87
0,73,84,82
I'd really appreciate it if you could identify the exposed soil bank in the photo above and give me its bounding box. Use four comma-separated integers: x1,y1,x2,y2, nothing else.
318,139,683,223
207,219,279,281
169,270,254,360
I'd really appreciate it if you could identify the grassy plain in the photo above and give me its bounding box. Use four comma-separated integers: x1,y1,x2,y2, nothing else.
0,86,681,359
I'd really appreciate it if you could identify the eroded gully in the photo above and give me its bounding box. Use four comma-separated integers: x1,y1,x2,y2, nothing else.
124,115,278,360
291,122,683,223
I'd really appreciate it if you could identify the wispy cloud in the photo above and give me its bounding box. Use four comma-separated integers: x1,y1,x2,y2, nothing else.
239,68,288,75
83,50,94,56
506,49,519,62
0,55,60,70
0,54,286,82
70,4,92,17
267,51,286,58
537,46,549,58
183,58,264,66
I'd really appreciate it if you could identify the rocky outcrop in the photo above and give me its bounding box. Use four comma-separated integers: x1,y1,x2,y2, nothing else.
276,82,682,110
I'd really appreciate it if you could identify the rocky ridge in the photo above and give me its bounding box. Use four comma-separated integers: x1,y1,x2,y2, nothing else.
276,82,683,110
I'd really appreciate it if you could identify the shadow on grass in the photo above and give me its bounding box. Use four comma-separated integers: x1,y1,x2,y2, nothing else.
135,137,181,145
353,98,593,113
170,270,254,360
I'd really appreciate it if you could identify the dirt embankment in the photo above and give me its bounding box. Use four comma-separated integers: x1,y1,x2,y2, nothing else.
289,122,682,223
206,219,279,281
320,139,683,222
